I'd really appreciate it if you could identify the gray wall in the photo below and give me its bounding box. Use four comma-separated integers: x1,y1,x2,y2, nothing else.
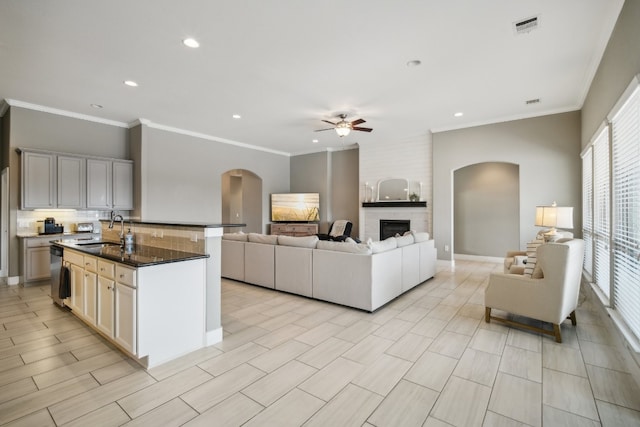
133,126,289,230
454,162,519,257
582,0,640,148
290,148,359,236
290,151,330,232
433,111,582,260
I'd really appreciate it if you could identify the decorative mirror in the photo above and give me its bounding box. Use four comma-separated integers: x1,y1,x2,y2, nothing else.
377,178,409,201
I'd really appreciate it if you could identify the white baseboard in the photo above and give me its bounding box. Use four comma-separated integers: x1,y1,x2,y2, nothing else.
7,276,19,286
454,254,503,263
205,327,223,346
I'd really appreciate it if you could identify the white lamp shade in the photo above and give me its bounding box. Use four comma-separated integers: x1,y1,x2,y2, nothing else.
535,205,573,229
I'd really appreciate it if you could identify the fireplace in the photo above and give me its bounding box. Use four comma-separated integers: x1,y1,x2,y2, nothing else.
380,219,410,240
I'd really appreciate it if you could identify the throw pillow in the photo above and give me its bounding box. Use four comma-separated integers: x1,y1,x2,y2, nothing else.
248,233,279,245
329,220,349,237
222,232,248,242
316,240,372,254
523,239,544,278
395,234,415,247
411,231,430,242
277,235,318,248
368,237,398,254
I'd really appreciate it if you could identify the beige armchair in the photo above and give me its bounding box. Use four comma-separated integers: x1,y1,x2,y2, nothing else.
503,230,574,274
485,239,585,343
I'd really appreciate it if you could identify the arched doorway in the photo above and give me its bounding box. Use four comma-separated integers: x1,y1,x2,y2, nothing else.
453,162,519,257
221,169,262,233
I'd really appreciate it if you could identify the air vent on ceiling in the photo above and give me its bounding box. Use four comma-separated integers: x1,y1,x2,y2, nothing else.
525,98,540,105
514,15,539,34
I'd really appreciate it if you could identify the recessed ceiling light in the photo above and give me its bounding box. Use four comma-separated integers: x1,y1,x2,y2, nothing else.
232,114,241,119
123,80,138,87
90,104,103,109
406,60,422,67
454,112,464,117
183,38,200,48
312,139,319,143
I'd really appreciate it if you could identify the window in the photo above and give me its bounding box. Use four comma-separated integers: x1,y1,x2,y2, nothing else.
582,147,593,278
610,80,640,344
584,75,640,349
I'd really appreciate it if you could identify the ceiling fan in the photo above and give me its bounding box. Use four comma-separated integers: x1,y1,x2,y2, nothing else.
315,114,373,137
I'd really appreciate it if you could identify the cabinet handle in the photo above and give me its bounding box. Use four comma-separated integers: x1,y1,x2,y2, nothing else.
120,274,125,279
100,268,105,271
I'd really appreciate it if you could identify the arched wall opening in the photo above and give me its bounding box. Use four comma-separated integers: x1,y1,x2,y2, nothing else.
221,169,262,233
453,162,519,257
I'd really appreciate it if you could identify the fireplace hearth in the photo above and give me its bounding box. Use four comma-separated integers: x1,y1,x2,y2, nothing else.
380,219,410,240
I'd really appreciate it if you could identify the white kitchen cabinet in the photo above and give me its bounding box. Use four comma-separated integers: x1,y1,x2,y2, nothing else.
68,263,85,314
57,155,86,208
21,151,55,209
84,271,97,324
97,276,115,337
115,282,136,354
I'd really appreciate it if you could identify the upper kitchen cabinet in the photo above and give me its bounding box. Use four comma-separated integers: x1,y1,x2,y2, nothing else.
19,148,133,211
21,151,56,209
57,155,86,209
87,159,133,210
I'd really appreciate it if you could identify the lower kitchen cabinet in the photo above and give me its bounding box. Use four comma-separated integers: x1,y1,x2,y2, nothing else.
68,263,84,314
115,282,136,354
63,248,205,368
96,276,115,337
83,271,97,324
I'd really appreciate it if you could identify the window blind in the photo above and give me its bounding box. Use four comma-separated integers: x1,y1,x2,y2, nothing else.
611,84,640,342
593,127,611,299
582,148,593,277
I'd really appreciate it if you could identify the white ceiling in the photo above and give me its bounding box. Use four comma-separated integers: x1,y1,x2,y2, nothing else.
0,0,624,155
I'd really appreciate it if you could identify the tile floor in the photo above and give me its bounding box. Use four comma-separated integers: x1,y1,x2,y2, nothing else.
1,260,640,426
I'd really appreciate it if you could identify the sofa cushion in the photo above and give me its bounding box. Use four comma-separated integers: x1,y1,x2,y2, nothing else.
222,232,248,242
278,235,319,248
248,233,279,245
316,240,372,254
411,231,430,242
395,234,415,247
368,237,398,254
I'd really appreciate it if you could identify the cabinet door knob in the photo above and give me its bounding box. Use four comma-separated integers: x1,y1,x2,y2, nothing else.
120,274,125,279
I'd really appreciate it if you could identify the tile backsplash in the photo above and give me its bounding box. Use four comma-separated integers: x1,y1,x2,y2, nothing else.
100,222,205,254
17,210,108,235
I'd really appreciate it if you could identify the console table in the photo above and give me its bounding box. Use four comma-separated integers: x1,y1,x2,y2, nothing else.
270,223,318,236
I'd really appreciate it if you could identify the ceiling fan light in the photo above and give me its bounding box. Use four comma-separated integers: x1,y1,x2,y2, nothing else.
335,121,351,137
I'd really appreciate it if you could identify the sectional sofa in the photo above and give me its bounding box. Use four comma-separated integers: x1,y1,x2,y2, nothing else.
221,231,437,312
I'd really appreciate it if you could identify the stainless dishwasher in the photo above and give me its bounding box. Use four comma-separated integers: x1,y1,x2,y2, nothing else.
50,245,64,306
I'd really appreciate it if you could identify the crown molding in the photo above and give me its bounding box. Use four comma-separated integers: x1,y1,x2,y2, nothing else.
142,120,290,157
5,99,130,128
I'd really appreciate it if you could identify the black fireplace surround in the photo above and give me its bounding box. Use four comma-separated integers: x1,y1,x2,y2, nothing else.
380,219,410,240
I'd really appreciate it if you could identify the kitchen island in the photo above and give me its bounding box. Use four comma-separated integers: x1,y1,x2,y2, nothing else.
54,239,210,368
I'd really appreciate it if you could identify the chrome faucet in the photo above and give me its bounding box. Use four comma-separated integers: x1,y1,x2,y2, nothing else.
109,211,125,246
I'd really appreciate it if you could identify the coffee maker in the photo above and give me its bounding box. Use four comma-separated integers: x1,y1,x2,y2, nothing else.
40,217,64,234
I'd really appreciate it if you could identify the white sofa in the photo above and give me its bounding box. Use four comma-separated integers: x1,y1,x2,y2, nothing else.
221,231,437,312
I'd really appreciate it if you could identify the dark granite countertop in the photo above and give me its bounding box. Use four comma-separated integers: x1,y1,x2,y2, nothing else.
52,238,209,268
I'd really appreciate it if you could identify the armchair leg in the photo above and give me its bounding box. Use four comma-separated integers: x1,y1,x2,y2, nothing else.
553,324,562,343
569,311,577,326
485,307,491,323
